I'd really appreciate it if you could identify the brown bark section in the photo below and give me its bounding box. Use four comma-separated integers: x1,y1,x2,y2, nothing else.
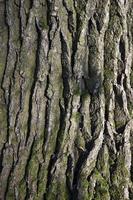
0,0,133,199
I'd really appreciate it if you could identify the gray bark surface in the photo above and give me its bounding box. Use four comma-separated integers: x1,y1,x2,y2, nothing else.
0,0,133,199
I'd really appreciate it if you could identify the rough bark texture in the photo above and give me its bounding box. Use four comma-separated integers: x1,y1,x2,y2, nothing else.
0,0,133,199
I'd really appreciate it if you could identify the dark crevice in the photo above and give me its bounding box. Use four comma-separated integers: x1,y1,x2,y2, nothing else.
43,193,46,200
113,85,123,107
116,124,126,134
12,52,19,84
117,74,122,85
67,10,75,35
87,169,95,182
129,187,133,200
24,136,36,200
105,106,109,123
42,68,52,160
79,115,84,131
0,146,5,174
71,40,77,74
44,74,51,99
45,154,57,193
29,0,34,9
54,100,66,156
19,0,24,48
123,74,127,90
117,61,125,85
93,13,101,34
115,137,124,152
78,96,84,132
130,157,133,183
5,80,12,144
60,30,71,111
119,36,125,63
88,18,94,35
95,19,101,34
66,154,73,199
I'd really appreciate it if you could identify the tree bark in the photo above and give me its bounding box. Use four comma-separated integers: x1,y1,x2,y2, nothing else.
0,0,133,199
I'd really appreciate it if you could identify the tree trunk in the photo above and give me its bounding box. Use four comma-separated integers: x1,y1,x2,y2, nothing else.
0,0,133,199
